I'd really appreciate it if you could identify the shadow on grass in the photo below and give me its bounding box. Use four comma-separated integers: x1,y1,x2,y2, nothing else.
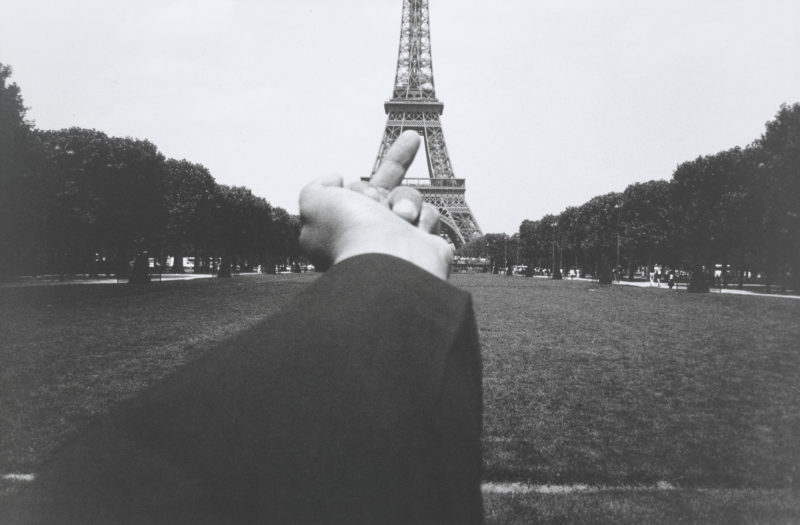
484,488,800,525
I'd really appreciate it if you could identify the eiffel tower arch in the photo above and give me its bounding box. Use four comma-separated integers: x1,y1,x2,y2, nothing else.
370,0,482,247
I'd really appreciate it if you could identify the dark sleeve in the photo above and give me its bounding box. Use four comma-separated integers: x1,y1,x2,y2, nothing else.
4,254,483,525
436,295,484,524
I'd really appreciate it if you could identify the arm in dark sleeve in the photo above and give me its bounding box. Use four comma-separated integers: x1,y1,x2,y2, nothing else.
3,254,483,525
436,296,484,524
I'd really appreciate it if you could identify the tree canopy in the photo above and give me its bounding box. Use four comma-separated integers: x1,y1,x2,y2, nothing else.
0,63,301,278
463,103,800,288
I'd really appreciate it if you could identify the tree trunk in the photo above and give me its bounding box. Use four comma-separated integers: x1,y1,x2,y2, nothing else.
115,246,130,279
687,265,709,293
598,255,612,285
171,253,185,273
129,252,151,284
218,253,232,278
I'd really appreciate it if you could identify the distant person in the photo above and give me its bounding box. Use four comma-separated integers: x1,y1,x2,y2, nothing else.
4,131,484,525
668,269,676,290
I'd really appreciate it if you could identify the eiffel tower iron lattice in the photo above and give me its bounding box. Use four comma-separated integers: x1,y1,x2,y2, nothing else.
369,0,482,247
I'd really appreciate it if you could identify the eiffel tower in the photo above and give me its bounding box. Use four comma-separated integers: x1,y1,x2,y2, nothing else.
370,0,482,247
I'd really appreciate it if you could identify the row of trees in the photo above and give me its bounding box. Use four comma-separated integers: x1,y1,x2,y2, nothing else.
459,103,800,289
0,64,301,279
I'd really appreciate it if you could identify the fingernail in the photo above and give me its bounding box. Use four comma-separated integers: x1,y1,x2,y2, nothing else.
393,198,418,220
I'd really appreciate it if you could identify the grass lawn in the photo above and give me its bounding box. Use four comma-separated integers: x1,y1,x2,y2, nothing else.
2,272,799,523
0,274,313,472
456,274,800,523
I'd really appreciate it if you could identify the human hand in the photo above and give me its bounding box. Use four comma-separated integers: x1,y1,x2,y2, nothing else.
344,132,441,229
299,131,453,280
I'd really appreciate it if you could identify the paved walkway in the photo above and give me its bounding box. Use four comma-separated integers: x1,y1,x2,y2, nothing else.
527,274,799,300
602,277,799,300
5,272,799,300
0,273,216,288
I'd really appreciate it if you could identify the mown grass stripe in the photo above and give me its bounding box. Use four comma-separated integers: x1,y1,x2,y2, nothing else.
482,481,676,494
2,474,35,482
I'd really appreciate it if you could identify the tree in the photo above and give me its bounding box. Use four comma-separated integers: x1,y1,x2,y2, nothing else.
247,196,274,271
214,185,250,277
455,233,518,273
598,254,613,284
0,63,295,279
37,128,168,276
575,192,621,275
481,234,508,272
455,235,487,260
620,180,672,275
266,206,300,272
518,215,561,275
517,220,540,267
671,147,758,286
162,159,219,272
0,63,40,276
754,103,800,290
557,207,583,274
516,102,799,291
213,185,278,277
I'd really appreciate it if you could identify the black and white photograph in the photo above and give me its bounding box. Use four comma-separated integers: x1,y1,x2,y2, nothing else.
1,1,799,523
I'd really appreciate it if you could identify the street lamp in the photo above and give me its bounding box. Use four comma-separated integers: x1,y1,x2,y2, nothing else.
614,202,622,282
551,221,559,280
504,234,508,273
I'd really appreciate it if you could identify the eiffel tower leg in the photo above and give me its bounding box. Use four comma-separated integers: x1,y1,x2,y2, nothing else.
436,210,464,247
421,188,481,247
422,125,454,180
422,125,482,246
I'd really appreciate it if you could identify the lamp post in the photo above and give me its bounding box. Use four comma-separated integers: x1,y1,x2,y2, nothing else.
504,234,508,272
551,221,559,279
614,202,622,282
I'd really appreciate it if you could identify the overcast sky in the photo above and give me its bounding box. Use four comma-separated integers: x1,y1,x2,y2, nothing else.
2,0,799,234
